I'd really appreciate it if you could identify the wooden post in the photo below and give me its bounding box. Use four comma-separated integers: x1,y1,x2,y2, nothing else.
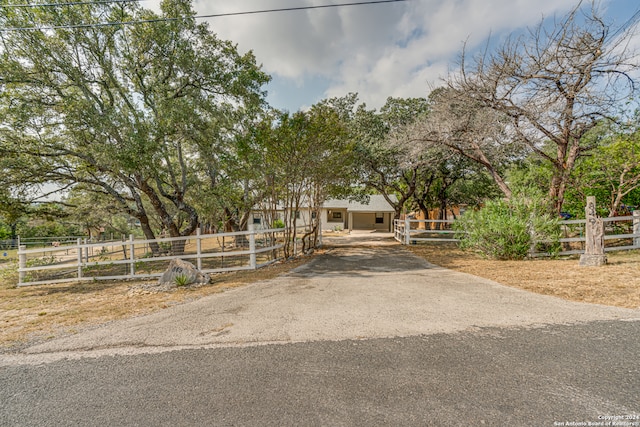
579,196,607,266
83,238,89,263
77,238,83,279
248,224,257,269
196,227,202,271
634,210,640,248
18,245,26,285
404,217,411,245
129,234,135,277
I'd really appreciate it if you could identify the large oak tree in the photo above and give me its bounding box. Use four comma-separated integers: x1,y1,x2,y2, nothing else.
0,0,269,252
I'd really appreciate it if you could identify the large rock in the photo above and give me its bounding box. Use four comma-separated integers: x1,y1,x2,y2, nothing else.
158,259,210,286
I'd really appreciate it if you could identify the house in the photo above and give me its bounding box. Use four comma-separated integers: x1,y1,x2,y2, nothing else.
321,195,396,233
251,195,397,233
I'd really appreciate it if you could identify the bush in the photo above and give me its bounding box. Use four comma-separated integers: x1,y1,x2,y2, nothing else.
454,192,561,260
272,219,285,229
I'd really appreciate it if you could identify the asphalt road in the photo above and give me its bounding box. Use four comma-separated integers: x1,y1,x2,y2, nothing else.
1,233,639,426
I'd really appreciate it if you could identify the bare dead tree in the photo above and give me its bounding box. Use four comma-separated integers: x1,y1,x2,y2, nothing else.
412,87,522,199
451,2,638,213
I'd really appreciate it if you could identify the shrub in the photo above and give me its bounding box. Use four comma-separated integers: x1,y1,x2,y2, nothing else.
272,219,285,229
454,191,561,260
173,274,191,287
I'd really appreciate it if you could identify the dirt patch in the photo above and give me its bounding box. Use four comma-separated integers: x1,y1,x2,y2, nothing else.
406,243,640,310
0,254,313,350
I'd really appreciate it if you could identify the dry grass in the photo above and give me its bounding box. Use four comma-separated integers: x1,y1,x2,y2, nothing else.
0,254,312,350
2,241,639,351
406,243,640,310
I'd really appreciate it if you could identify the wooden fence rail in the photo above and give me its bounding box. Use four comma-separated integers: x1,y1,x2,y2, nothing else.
394,212,640,257
17,226,287,287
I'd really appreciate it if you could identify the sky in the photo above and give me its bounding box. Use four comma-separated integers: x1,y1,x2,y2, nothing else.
133,0,640,112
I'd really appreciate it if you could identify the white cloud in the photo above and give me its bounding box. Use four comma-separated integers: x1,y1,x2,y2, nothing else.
145,0,631,111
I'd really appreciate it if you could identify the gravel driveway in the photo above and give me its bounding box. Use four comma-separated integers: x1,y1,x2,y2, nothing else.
4,232,638,365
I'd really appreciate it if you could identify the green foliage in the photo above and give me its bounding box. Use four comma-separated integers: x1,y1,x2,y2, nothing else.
173,274,190,287
0,225,12,241
353,96,431,216
454,192,561,260
0,0,270,244
272,219,285,229
17,220,82,239
565,121,640,216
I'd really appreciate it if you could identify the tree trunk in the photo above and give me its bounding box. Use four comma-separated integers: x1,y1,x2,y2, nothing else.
138,215,161,256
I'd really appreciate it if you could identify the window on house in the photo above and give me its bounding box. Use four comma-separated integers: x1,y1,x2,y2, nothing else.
332,211,342,220
295,211,301,219
311,211,317,219
375,213,384,224
253,216,261,225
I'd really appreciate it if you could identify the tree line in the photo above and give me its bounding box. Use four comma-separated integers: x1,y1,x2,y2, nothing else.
1,0,638,255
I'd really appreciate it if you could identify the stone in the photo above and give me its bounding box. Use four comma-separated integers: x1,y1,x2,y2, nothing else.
158,258,210,286
579,254,608,267
580,196,607,267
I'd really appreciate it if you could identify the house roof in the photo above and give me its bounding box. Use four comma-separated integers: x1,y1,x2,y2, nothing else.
323,195,397,213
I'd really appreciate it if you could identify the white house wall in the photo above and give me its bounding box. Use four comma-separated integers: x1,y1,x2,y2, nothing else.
322,208,347,231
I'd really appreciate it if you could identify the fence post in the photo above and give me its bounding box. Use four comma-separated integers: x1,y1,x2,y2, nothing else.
83,238,89,263
404,217,411,245
196,227,202,271
579,196,607,266
77,238,83,280
129,234,135,277
18,245,26,285
248,224,257,269
634,210,640,248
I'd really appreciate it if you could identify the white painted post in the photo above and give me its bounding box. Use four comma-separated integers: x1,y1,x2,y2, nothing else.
196,227,202,271
77,238,83,279
633,210,640,248
317,226,323,248
83,238,89,263
248,224,257,269
18,245,26,285
404,217,411,245
129,234,135,277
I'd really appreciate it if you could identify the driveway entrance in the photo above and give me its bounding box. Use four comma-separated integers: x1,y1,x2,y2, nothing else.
9,232,638,361
3,233,639,426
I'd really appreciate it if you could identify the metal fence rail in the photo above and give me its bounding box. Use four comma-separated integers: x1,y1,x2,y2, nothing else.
17,226,286,287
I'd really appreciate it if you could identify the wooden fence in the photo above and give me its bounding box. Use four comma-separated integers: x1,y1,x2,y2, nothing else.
17,226,286,287
394,212,640,256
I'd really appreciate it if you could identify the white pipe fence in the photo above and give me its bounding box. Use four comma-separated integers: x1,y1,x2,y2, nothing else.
394,211,640,257
17,226,286,287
